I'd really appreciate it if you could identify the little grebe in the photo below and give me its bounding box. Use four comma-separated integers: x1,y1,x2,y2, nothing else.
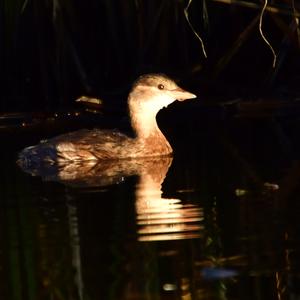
18,74,196,165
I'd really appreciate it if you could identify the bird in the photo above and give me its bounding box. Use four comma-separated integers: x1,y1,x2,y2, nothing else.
18,74,196,168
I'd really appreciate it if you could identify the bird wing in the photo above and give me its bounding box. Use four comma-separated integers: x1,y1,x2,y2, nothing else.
51,128,134,161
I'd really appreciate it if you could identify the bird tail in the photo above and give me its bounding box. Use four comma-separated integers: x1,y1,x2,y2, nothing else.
17,143,57,175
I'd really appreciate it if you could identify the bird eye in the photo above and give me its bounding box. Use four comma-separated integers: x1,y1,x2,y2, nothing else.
158,84,164,90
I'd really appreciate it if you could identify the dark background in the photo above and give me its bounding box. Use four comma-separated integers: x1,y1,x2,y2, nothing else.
1,0,300,112
1,4,300,299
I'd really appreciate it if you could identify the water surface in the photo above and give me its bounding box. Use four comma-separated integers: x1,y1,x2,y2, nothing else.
1,110,300,299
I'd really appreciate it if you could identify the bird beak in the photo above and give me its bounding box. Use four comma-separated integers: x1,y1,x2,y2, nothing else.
170,87,197,101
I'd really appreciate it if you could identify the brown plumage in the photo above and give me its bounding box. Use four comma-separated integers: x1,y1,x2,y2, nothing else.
18,74,196,169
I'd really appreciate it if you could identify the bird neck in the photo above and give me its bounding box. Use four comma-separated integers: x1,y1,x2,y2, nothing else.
128,101,172,155
130,108,160,138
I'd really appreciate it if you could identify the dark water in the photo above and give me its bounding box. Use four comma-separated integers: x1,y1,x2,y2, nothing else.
1,107,300,300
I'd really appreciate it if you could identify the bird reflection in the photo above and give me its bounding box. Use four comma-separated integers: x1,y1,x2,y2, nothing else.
20,155,203,242
135,159,203,241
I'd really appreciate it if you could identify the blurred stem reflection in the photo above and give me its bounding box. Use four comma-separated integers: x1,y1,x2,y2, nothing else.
1,196,82,300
